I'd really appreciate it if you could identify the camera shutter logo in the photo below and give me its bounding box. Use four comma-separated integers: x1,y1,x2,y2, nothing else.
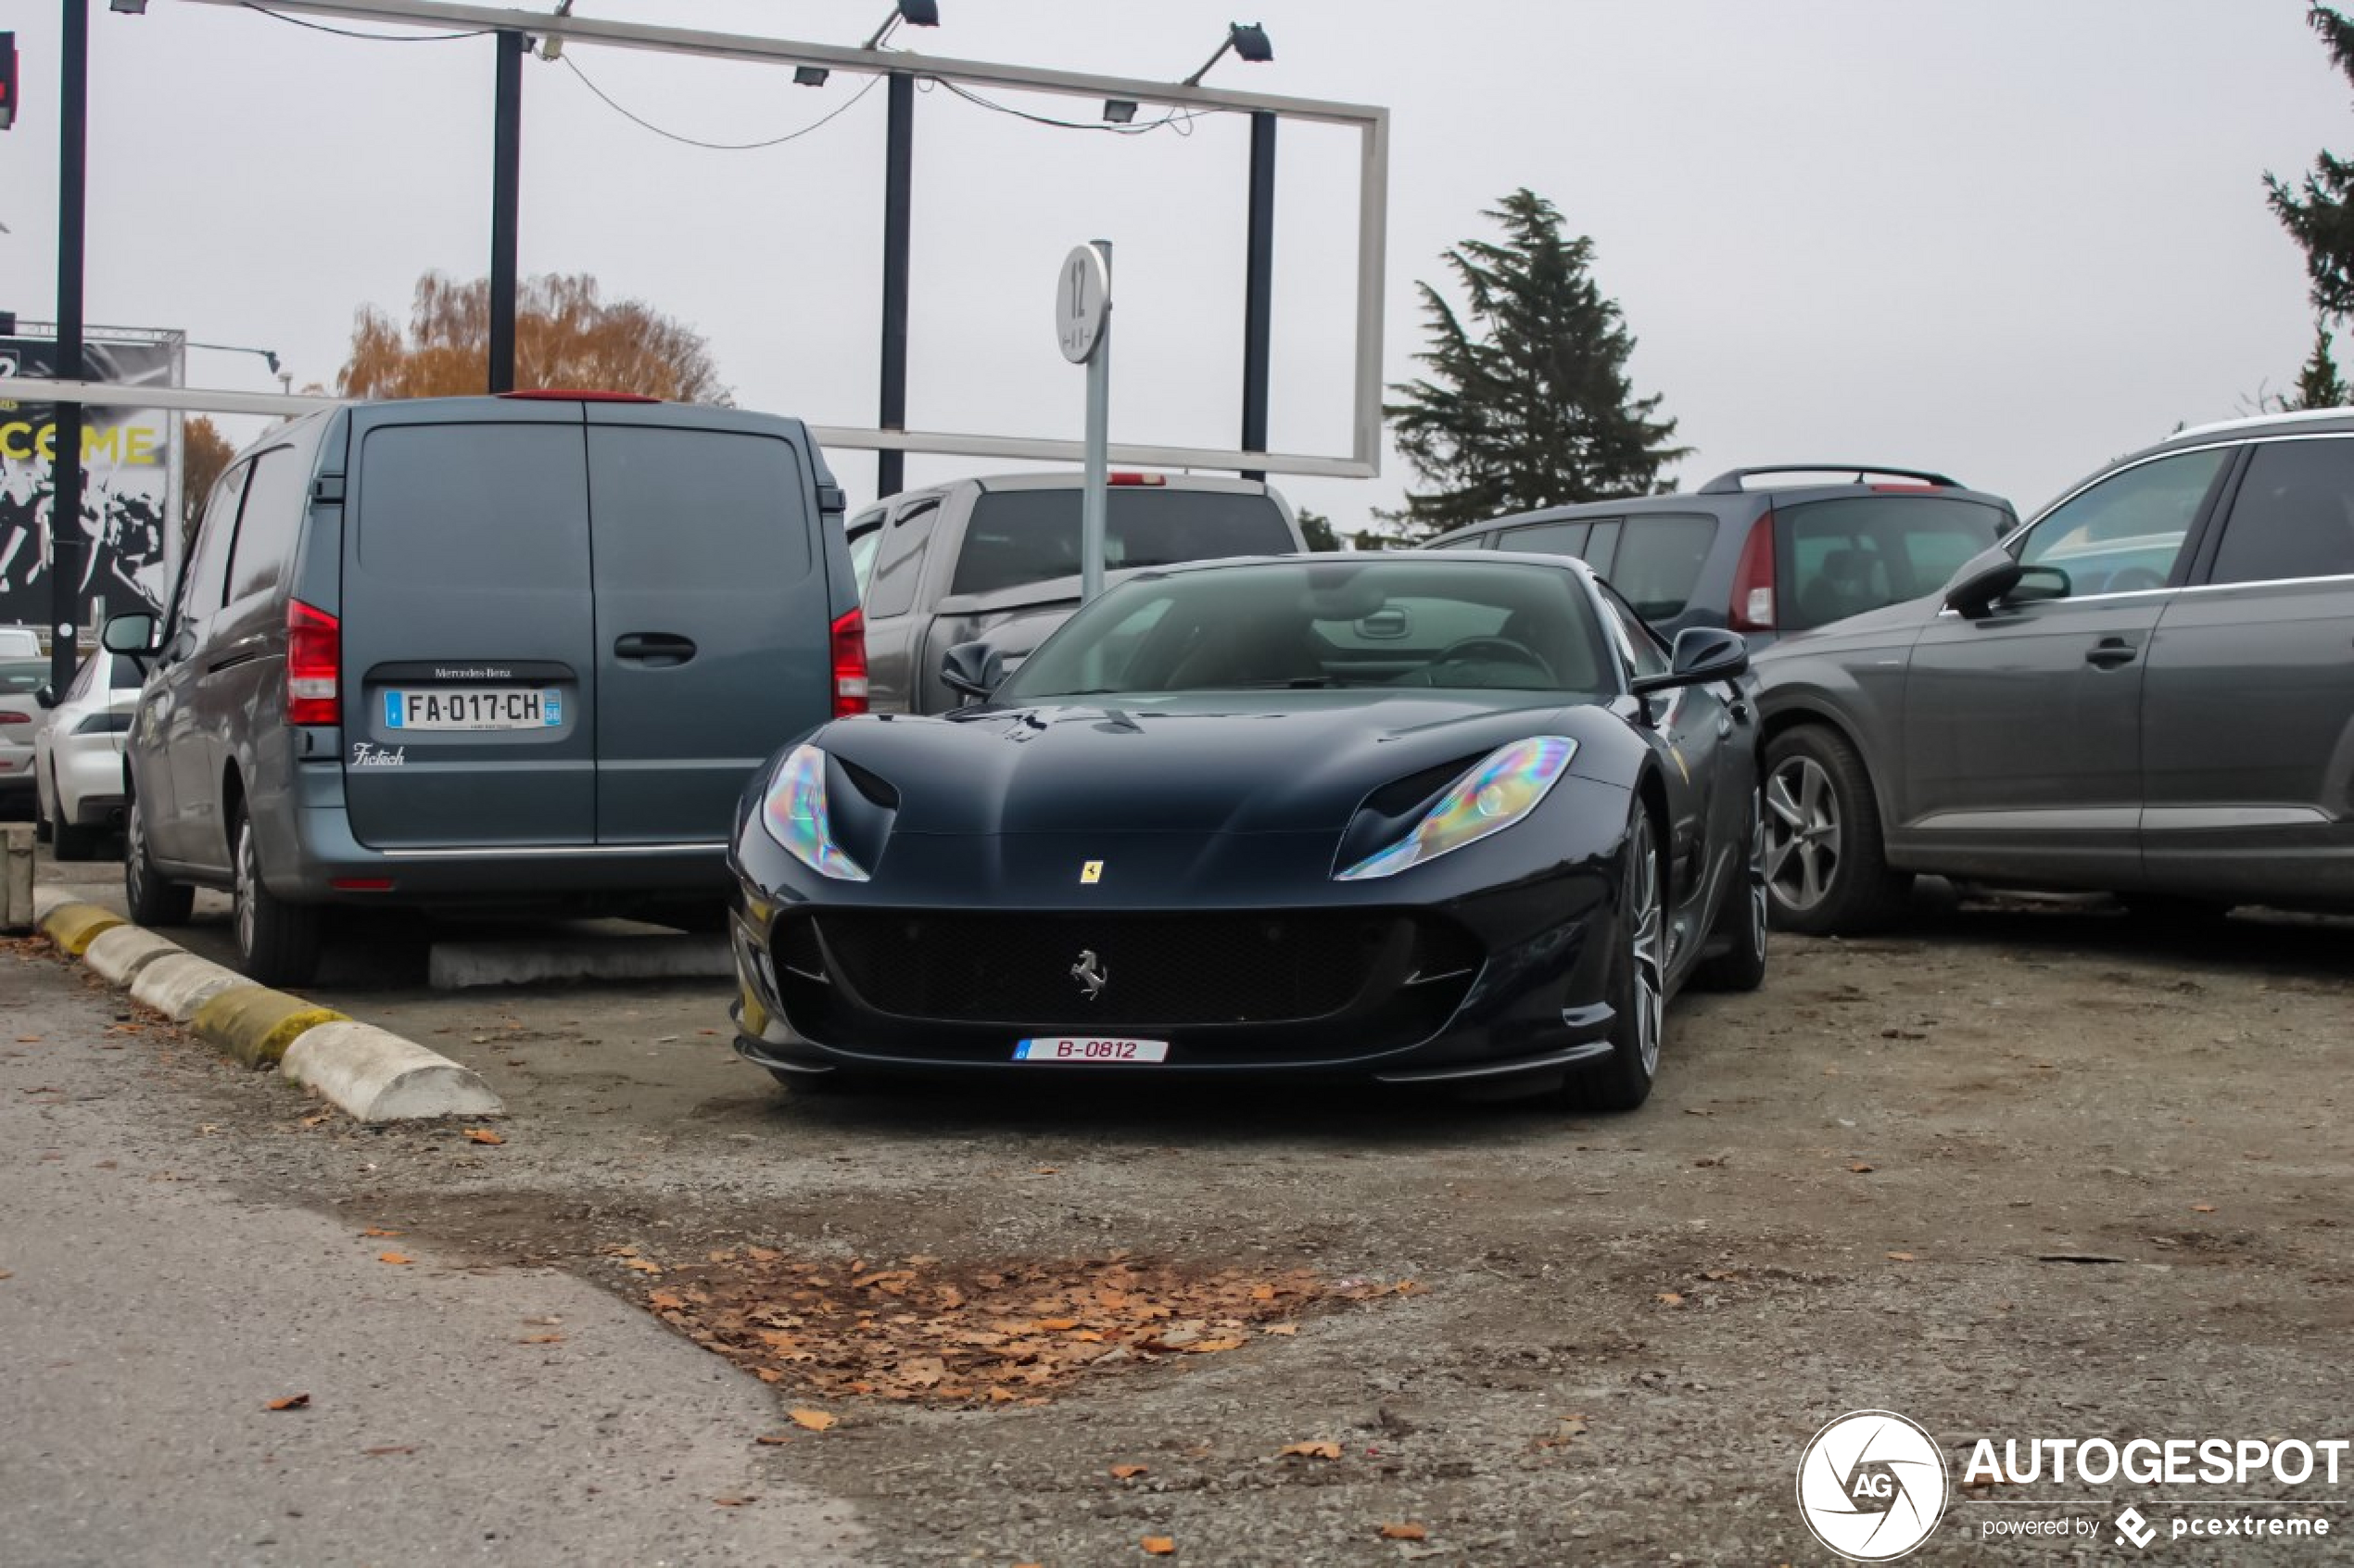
1796,1410,1950,1562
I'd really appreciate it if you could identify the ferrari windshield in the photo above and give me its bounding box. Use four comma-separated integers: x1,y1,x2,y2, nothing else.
999,558,1617,701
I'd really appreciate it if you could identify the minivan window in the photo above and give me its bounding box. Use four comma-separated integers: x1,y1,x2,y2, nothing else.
950,489,1294,598
588,426,811,590
224,447,310,604
865,502,937,619
1603,513,1717,620
357,424,590,591
1496,519,1591,557
176,460,249,631
2018,447,2230,598
1778,495,2008,631
2208,438,2354,586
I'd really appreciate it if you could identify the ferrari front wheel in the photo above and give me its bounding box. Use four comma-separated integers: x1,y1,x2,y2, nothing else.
1565,803,1664,1113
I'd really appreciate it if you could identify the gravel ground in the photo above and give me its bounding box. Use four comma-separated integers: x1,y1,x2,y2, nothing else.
21,854,2354,1564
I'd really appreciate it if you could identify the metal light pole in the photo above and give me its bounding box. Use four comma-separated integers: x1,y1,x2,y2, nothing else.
488,28,524,394
878,69,913,497
1240,110,1275,481
50,0,88,692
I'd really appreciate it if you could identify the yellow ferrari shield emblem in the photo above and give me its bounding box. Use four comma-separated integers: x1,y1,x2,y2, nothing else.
1080,860,1104,885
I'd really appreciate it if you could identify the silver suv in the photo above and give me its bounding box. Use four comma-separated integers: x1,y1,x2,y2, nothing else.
1752,411,2354,930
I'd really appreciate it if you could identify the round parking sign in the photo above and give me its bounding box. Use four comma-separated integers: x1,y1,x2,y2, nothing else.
1056,243,1110,364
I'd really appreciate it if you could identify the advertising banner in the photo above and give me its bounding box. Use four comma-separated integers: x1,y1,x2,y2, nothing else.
0,328,184,639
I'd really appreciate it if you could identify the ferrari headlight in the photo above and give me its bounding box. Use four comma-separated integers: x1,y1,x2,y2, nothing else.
760,743,871,881
1336,736,1578,881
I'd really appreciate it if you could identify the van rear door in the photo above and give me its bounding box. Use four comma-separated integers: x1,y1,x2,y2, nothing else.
584,411,833,846
339,406,599,849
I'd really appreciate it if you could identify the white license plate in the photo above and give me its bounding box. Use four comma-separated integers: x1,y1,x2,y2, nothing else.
1014,1037,1171,1064
383,687,563,731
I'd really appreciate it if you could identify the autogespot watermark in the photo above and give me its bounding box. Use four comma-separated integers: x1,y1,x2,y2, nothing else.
1798,1413,2347,1560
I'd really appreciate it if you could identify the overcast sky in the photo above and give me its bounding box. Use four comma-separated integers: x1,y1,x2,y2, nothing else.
1,1,2346,527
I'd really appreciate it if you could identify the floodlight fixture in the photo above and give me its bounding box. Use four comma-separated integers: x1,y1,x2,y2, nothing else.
109,1,150,14
864,0,940,51
794,65,830,86
1101,98,1138,125
1183,21,1272,86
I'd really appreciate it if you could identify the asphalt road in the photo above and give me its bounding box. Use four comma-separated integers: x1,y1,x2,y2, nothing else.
0,951,861,1568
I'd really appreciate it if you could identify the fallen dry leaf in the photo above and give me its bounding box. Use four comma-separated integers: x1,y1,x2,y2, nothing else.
520,1334,565,1345
1848,1162,1876,1174
360,1227,402,1238
1378,1522,1429,1541
1886,1251,1918,1263
649,1290,686,1310
1142,1538,1176,1556
462,1128,505,1145
788,1409,838,1432
1655,1292,1686,1306
621,1258,663,1275
361,1445,415,1456
712,1496,753,1508
1110,1463,1148,1480
1261,1323,1298,1336
754,1432,796,1447
2191,1204,2217,1214
1278,1441,1343,1461
377,1252,413,1267
264,1393,310,1411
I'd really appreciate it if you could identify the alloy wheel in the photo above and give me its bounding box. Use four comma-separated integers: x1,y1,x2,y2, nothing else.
1626,812,1665,1079
128,803,150,904
235,822,258,959
1766,756,1840,914
1745,787,1769,960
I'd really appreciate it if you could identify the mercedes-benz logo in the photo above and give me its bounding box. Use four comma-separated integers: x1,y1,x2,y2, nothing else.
1069,949,1107,1000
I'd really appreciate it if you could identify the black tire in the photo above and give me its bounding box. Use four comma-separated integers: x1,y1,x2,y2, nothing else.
32,783,53,844
50,772,105,863
123,793,196,927
1695,785,1769,992
1762,726,1909,936
231,803,323,987
1563,803,1665,1114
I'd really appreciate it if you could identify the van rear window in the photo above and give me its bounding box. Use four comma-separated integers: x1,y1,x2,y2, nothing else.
356,424,591,591
588,427,811,589
951,489,1294,598
1778,495,2007,630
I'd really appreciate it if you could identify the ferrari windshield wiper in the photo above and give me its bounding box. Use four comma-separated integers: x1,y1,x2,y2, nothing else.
1233,677,1370,689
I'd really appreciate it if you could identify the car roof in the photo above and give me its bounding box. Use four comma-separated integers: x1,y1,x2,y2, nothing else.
2153,407,2354,447
1137,549,1600,584
1426,473,2013,544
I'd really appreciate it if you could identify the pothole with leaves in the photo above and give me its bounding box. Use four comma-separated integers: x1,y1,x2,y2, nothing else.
599,1245,1423,1408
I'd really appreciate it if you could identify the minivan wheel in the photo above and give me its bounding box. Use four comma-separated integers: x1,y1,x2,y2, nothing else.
1762,727,1908,936
232,805,323,987
123,796,195,927
1563,805,1666,1113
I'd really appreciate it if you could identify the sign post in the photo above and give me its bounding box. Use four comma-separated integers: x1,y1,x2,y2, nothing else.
1056,240,1112,602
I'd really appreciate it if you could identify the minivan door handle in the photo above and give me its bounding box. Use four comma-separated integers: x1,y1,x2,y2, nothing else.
2084,638,2137,669
614,632,697,667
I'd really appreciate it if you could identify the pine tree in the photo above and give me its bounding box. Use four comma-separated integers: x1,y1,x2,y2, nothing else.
1384,189,1686,537
2291,321,2349,409
2267,6,2354,320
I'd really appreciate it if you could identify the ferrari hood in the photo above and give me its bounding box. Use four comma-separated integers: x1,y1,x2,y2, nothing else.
817,691,1599,837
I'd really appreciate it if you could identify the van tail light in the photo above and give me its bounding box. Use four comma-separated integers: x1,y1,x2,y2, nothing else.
286,600,342,726
1728,514,1777,632
830,606,870,717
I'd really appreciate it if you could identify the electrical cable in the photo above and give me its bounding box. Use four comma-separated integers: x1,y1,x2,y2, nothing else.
560,56,881,150
930,77,1207,137
240,4,490,42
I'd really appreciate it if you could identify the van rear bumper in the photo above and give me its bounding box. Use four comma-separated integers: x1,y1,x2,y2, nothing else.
278,804,731,904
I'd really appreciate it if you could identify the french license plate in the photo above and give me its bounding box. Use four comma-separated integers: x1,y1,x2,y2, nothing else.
383,687,563,731
1014,1037,1171,1064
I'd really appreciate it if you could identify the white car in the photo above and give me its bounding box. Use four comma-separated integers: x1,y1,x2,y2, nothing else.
0,656,45,815
0,626,44,659
32,651,140,861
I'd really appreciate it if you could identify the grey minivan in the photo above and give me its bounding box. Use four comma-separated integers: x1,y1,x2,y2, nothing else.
103,393,857,985
1753,410,2354,931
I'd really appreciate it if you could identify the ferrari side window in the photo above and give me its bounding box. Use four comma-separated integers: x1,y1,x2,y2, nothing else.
1597,585,1669,681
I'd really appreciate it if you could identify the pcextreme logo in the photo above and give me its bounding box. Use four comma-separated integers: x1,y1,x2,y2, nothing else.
1796,1410,1951,1562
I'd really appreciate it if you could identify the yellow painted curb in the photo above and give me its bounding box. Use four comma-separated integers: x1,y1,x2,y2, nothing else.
39,902,127,956
190,987,350,1069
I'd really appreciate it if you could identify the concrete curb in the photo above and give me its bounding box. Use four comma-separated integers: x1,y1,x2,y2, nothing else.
189,987,352,1069
34,906,504,1121
40,901,127,955
83,925,188,987
31,880,75,925
283,1022,504,1123
129,953,251,1025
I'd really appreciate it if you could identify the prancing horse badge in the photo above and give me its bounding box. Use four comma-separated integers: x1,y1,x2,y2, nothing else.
1079,860,1104,885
